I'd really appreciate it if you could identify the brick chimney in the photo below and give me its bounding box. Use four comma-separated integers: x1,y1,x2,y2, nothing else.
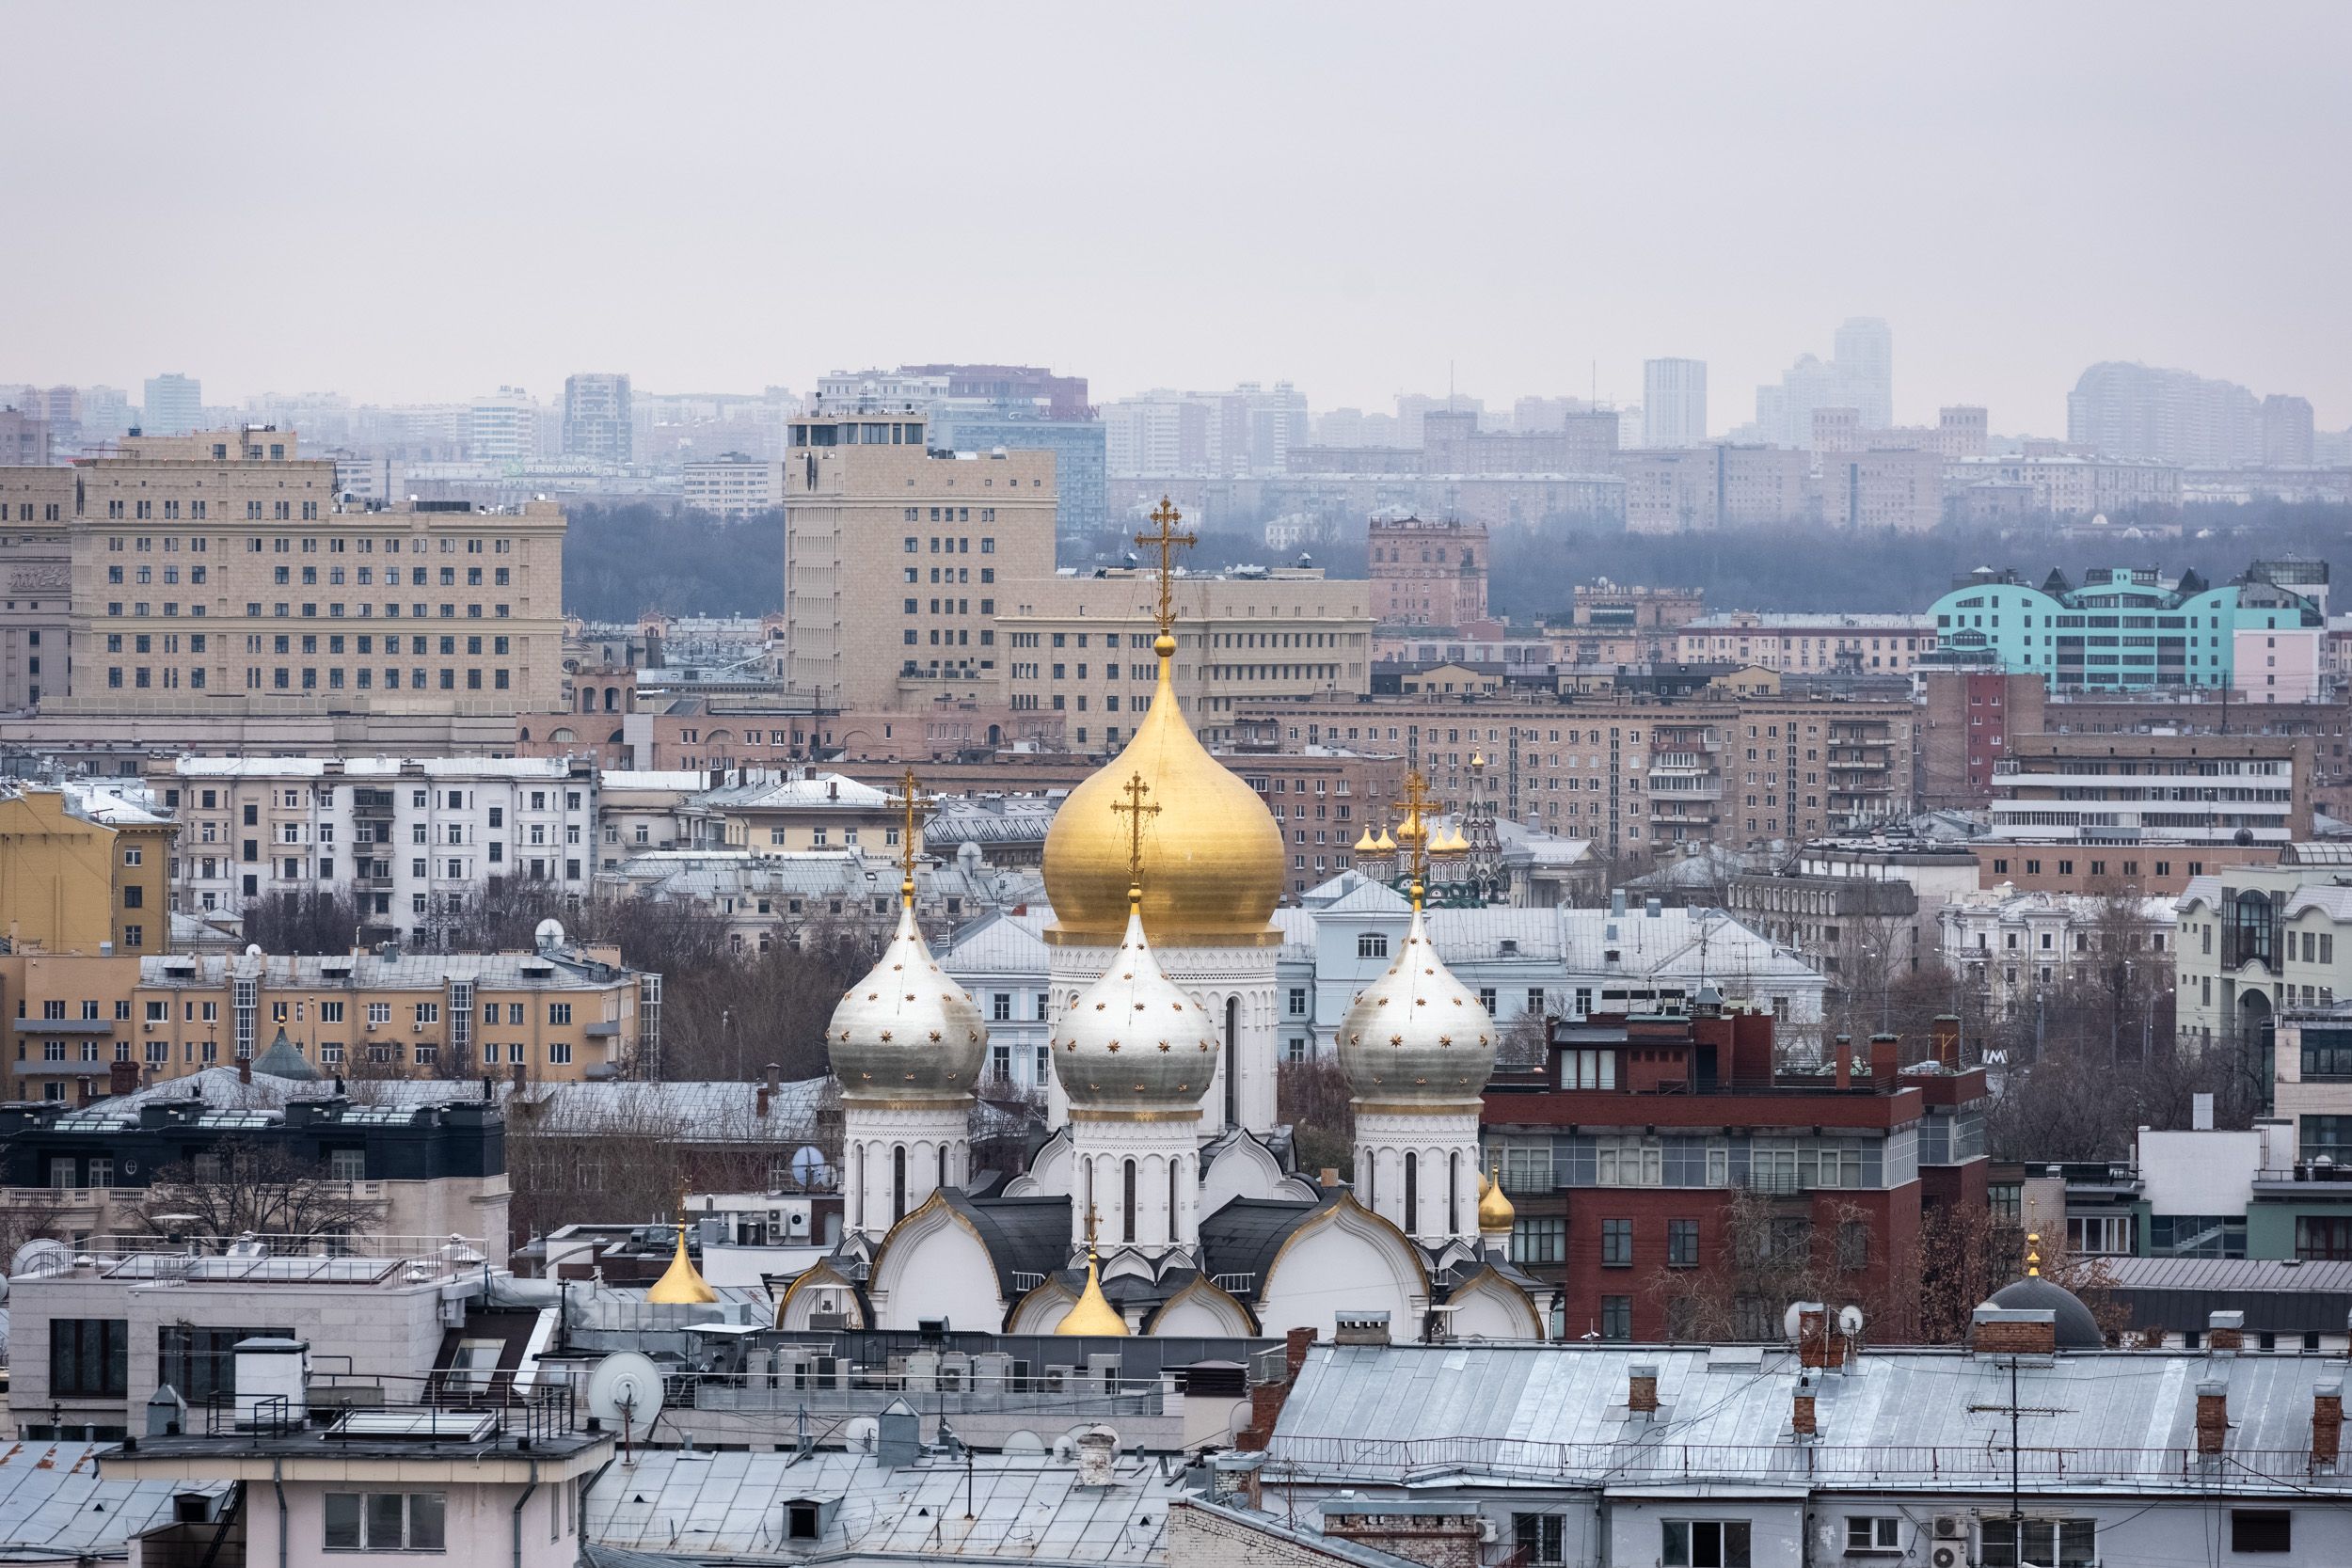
1970,1307,2057,1356
1931,1014,1961,1069
2314,1379,2343,1467
509,1061,526,1091
1867,1033,1899,1090
1629,1362,1660,1417
755,1084,771,1118
2196,1378,2230,1455
108,1059,141,1098
1833,1034,1851,1090
1320,1501,1486,1567
1791,1373,1818,1437
237,1053,251,1085
2208,1309,2245,1353
1237,1326,1319,1450
1794,1303,1846,1370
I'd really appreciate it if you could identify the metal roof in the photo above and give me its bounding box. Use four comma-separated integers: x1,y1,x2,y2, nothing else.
1267,1341,2352,1495
0,1441,216,1560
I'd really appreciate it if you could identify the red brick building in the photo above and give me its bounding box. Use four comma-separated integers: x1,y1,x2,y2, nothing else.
1482,1006,1987,1340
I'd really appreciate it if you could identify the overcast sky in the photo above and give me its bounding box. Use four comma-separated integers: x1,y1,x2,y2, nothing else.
8,2,2347,434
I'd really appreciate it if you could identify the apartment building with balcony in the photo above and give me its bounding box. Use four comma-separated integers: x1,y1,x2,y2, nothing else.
1482,1006,1986,1340
2177,865,2352,1053
157,756,597,942
1987,733,2311,851
0,942,655,1100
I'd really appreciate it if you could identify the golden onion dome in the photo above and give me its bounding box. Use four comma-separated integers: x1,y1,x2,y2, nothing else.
1041,646,1282,947
1052,898,1217,1108
1055,1253,1130,1337
1478,1163,1516,1235
1373,827,1395,853
646,1223,718,1305
1352,825,1378,854
1335,906,1497,1105
826,904,988,1100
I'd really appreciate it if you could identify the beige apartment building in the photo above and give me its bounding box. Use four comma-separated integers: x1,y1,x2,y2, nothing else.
1675,610,1938,674
776,406,1057,712
998,568,1372,749
1234,691,1916,857
0,944,656,1100
0,465,70,711
0,429,568,718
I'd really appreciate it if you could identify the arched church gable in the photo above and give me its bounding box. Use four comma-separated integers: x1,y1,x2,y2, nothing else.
866,1194,1007,1332
1253,1197,1431,1342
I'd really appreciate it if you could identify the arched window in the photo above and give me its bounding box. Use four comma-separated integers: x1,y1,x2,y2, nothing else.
892,1145,907,1224
937,1143,948,1192
2233,890,2276,969
1223,997,1241,1129
1403,1151,1419,1237
1168,1158,1180,1245
1448,1150,1460,1236
1122,1159,1138,1244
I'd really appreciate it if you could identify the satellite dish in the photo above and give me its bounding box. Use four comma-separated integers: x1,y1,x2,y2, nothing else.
789,1146,832,1188
1000,1429,1047,1454
1783,1303,1805,1342
12,1238,70,1277
535,917,566,951
586,1352,665,1441
246,943,264,958
1838,1305,1865,1337
840,1415,879,1453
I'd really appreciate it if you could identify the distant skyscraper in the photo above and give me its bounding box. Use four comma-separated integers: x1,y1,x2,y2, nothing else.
2067,363,2263,467
469,388,539,464
1832,318,1893,429
141,372,202,436
1642,358,1708,447
562,373,633,464
2263,395,2315,467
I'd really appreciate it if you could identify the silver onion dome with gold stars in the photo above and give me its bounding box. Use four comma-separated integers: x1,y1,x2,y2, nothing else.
1051,898,1218,1109
826,903,988,1100
1335,905,1497,1105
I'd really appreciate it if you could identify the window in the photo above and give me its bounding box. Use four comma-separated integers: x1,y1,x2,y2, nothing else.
1979,1518,2092,1568
329,1148,366,1181
1845,1517,1900,1553
1668,1217,1700,1268
323,1492,445,1552
158,1325,294,1402
2296,1216,2352,1261
1509,1215,1565,1263
1513,1514,1565,1566
1357,932,1388,958
1601,1217,1633,1267
2230,1511,2292,1553
1599,1294,1631,1339
1662,1519,1750,1568
549,1002,572,1024
49,1319,129,1397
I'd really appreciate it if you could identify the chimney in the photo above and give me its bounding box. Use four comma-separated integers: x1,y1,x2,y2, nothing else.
1833,1034,1851,1090
1931,1014,1961,1069
1867,1034,1898,1089
1794,1303,1844,1370
1334,1310,1391,1347
1791,1372,1818,1437
766,1062,781,1096
2208,1309,2245,1354
1320,1166,1342,1190
509,1062,526,1091
238,1053,251,1085
755,1085,771,1119
1238,1327,1319,1450
1628,1362,1660,1417
2314,1378,2343,1468
108,1059,140,1098
1969,1307,2058,1356
2196,1378,2230,1455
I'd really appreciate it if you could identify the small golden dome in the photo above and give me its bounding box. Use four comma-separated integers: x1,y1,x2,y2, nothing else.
1478,1163,1515,1235
1042,656,1281,946
1373,827,1395,853
1056,1254,1130,1337
646,1223,718,1305
1352,826,1378,854
1470,752,1486,768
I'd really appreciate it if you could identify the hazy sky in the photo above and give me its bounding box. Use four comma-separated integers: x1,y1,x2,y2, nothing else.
8,3,2348,434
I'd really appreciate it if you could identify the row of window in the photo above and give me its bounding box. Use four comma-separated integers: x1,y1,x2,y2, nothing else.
103,600,516,620
106,533,508,555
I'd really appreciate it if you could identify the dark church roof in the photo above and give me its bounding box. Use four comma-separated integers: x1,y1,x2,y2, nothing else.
1989,1275,2105,1350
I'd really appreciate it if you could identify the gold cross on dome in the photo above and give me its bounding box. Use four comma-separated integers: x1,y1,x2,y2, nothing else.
885,766,930,907
1111,770,1160,895
1135,497,1198,641
1391,769,1437,906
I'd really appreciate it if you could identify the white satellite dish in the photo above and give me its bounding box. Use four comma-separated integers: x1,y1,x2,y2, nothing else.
585,1352,665,1441
11,1238,70,1277
1782,1303,1804,1342
840,1415,879,1453
1838,1305,1865,1337
534,917,565,951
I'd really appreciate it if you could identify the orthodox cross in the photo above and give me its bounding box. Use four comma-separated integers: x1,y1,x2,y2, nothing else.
1391,769,1437,905
1135,497,1198,641
885,766,930,906
1111,770,1160,892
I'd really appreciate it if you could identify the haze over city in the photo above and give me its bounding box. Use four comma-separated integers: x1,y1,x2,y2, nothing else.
6,3,2350,430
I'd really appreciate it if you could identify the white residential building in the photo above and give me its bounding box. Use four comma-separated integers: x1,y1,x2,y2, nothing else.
1642,358,1707,447
163,757,598,942
466,388,539,464
1942,883,2174,1011
2177,864,2352,1047
682,455,784,518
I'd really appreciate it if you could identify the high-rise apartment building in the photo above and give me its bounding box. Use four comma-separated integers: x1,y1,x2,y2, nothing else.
140,373,202,436
1752,320,1894,447
562,372,633,464
1833,317,1894,429
18,430,565,715
1103,394,1212,475
0,407,50,467
2265,394,2317,467
468,387,539,464
1367,515,1487,628
1641,358,1708,447
2066,362,2265,467
776,407,1056,711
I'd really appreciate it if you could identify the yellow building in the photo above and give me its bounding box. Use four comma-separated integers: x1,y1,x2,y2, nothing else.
684,769,907,854
0,783,176,954
0,943,656,1101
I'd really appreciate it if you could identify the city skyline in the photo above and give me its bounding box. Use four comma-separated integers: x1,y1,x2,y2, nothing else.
4,5,2348,429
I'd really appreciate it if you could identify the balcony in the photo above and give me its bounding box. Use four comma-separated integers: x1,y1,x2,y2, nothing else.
1646,772,1722,800
13,1018,115,1034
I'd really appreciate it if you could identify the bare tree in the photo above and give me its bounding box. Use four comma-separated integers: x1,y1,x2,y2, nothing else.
240,887,362,955
135,1139,386,1248
1645,1189,1895,1342
1278,1057,1357,1181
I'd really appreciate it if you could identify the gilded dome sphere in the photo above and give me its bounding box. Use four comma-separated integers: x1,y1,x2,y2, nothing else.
1478,1166,1516,1235
1335,908,1497,1104
1051,901,1218,1109
826,904,988,1100
1042,657,1282,947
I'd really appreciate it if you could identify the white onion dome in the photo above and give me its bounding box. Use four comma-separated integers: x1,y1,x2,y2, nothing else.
1052,899,1216,1108
826,904,988,1100
1336,907,1496,1104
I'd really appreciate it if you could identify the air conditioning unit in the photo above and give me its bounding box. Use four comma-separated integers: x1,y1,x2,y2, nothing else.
1934,1516,1966,1540
1930,1546,1963,1568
